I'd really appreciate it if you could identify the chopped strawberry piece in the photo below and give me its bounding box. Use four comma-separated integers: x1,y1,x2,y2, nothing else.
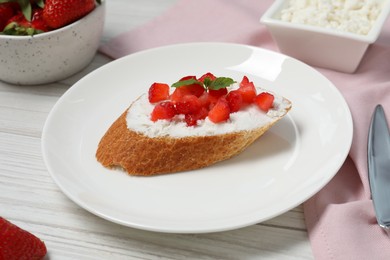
254,92,274,112
198,72,217,82
171,84,205,101
240,75,250,86
208,98,230,123
170,87,185,102
198,91,221,110
186,84,205,97
185,107,209,126
148,82,170,103
208,88,228,99
238,76,257,103
207,93,219,108
151,101,177,121
226,90,243,112
198,92,211,108
175,95,201,114
179,75,197,81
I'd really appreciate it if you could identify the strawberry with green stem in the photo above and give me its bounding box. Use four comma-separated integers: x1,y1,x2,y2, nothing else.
3,7,48,35
0,0,44,22
0,2,18,31
0,0,47,35
1,0,101,35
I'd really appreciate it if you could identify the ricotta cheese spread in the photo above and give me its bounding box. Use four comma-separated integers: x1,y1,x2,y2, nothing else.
279,0,382,35
126,86,291,138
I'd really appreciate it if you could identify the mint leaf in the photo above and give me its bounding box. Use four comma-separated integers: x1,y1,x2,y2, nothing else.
171,78,203,88
203,77,213,88
207,77,235,90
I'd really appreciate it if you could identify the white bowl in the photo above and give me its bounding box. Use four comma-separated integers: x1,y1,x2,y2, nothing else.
0,2,105,85
260,0,390,73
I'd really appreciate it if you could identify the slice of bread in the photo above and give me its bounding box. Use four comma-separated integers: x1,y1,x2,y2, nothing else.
96,91,291,176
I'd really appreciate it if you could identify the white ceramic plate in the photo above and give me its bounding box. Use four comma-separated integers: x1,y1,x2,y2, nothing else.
42,43,352,233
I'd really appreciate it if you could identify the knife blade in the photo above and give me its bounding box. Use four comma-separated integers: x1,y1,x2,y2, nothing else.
368,104,390,233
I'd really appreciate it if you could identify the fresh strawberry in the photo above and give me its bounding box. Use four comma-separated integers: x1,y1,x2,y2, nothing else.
198,92,211,108
175,95,201,115
171,84,205,102
0,217,47,260
238,76,257,103
198,72,217,82
0,3,17,31
226,90,243,113
43,0,96,29
208,98,230,123
208,88,228,99
170,75,205,101
199,91,222,110
151,101,177,122
148,82,170,103
30,8,49,32
185,107,208,126
180,83,204,98
254,92,274,112
3,8,49,35
180,75,197,81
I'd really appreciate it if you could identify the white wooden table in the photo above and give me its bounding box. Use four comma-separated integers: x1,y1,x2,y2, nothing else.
0,1,314,259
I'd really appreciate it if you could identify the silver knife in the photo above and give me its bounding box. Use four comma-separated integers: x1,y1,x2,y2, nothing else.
368,104,390,234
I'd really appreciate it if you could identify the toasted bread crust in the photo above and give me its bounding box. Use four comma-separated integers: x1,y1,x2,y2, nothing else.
96,108,286,176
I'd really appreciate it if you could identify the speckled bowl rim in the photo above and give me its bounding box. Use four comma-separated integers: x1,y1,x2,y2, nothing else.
0,2,105,40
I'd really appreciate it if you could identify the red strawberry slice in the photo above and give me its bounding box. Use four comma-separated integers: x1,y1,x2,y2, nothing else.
208,98,230,123
151,101,177,121
185,107,209,126
226,90,243,113
148,82,170,103
179,75,197,81
198,92,221,111
0,217,47,260
208,88,228,99
171,84,205,101
198,92,211,108
254,92,274,112
175,95,201,115
198,72,217,82
43,0,96,29
238,76,257,103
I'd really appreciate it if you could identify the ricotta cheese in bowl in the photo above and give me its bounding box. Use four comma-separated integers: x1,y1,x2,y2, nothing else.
260,0,390,73
279,0,382,35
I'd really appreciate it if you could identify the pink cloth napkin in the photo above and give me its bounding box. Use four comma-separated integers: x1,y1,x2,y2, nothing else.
99,0,390,259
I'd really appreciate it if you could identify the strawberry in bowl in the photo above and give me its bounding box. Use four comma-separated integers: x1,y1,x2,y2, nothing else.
1,0,101,35
0,0,105,85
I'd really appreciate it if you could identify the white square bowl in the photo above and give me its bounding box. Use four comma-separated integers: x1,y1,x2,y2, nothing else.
260,0,390,73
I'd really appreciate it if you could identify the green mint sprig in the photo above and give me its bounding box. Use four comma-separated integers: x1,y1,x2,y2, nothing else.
171,76,235,90
171,78,203,89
